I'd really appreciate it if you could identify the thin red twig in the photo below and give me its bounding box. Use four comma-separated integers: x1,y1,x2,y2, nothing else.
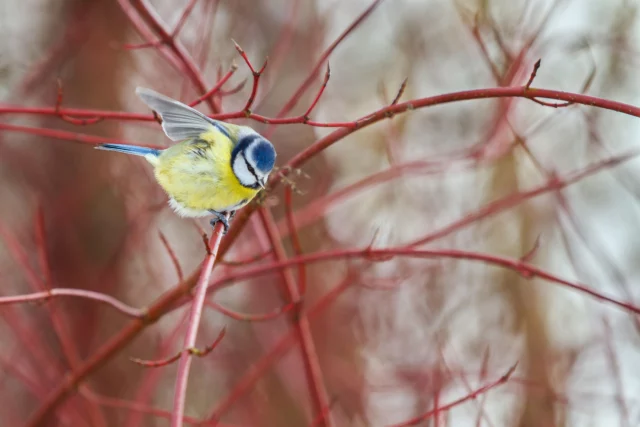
387,364,518,427
82,390,242,426
171,0,199,38
55,80,103,126
189,65,238,108
389,77,408,107
407,150,638,247
159,231,184,281
302,63,331,122
205,246,640,317
0,288,146,319
127,0,219,113
524,58,542,89
284,186,307,294
0,122,151,148
602,317,631,427
130,327,226,368
124,0,199,49
125,309,192,427
205,272,355,423
273,0,385,119
171,218,228,427
253,0,301,109
218,79,246,97
34,209,108,427
2,84,640,131
219,249,272,266
258,208,334,427
204,299,297,322
232,40,268,115
309,397,339,427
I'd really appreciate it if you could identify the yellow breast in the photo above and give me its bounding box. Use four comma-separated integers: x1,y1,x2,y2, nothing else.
152,131,259,216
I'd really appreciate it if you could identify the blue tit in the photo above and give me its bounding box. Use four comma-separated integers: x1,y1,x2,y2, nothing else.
96,87,276,232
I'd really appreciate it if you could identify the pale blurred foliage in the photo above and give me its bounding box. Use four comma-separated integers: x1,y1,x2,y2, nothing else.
316,0,640,425
1,0,640,426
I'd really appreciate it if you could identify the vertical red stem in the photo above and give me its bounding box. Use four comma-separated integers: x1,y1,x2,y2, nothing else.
258,208,334,427
171,219,227,427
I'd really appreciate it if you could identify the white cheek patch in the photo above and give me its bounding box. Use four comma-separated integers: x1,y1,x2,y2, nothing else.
245,149,268,183
233,155,257,187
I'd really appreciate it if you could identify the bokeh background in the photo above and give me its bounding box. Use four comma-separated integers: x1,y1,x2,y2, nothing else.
1,0,640,426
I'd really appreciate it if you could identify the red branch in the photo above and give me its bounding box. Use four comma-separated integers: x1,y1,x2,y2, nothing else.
205,272,355,423
3,85,640,152
284,186,307,294
258,208,334,427
2,85,640,132
82,389,241,426
130,327,226,368
127,0,219,113
159,231,184,281
232,40,268,115
273,0,385,119
204,299,297,322
205,247,640,316
189,65,238,108
0,122,151,148
24,233,639,425
302,63,331,122
171,218,228,427
388,364,517,427
20,62,640,425
0,288,145,319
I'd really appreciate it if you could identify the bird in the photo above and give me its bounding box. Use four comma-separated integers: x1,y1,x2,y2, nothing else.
96,87,276,233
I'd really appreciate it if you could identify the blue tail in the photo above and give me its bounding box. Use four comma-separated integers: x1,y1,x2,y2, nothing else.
96,143,160,157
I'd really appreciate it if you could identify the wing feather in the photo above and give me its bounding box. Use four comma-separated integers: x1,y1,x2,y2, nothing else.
136,87,231,141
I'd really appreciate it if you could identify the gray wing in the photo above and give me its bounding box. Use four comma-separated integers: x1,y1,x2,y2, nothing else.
136,87,230,141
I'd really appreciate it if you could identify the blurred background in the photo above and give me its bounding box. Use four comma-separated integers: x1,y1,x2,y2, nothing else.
1,0,640,425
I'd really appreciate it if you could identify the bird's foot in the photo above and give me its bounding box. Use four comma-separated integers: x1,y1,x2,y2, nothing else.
209,211,230,234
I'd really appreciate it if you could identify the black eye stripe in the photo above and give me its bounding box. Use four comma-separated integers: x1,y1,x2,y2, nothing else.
244,157,260,182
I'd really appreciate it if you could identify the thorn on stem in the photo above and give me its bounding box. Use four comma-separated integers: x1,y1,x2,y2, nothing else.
202,233,212,255
520,235,541,263
501,361,519,382
231,38,244,54
525,58,542,90
219,79,246,96
302,62,331,119
367,227,381,251
258,57,269,75
390,77,408,107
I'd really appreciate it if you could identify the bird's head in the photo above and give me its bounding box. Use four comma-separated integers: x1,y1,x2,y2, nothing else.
231,133,276,190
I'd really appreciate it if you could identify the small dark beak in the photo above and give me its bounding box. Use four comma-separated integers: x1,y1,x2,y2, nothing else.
258,179,266,189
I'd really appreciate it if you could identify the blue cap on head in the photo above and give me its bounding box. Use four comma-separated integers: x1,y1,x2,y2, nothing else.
231,135,276,174
251,140,276,173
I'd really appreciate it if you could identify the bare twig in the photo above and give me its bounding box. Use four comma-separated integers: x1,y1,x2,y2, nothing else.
130,327,226,368
388,363,518,427
171,216,228,427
